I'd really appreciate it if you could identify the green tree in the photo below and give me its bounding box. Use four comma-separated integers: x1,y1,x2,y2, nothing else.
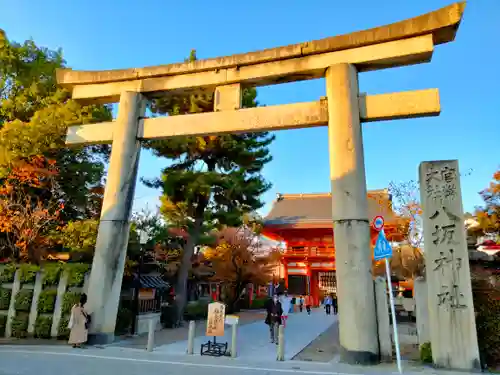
0,29,111,223
143,50,275,322
48,219,99,260
48,215,144,265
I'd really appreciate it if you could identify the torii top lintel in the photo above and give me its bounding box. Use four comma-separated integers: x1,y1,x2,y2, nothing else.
56,2,464,104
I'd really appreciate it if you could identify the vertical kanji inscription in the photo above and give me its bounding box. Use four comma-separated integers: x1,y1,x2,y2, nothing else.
419,160,480,370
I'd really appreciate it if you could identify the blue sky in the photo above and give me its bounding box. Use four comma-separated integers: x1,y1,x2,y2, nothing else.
1,0,498,217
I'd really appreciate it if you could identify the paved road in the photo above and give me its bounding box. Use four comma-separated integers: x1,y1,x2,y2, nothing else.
0,345,478,375
114,310,268,349
0,345,371,375
155,308,337,361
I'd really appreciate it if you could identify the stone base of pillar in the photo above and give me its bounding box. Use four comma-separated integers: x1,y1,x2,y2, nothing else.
335,220,380,366
339,347,379,365
87,332,115,345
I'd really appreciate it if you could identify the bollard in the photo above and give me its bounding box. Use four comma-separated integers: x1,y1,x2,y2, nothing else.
277,325,285,361
187,320,196,354
231,322,238,358
146,318,155,352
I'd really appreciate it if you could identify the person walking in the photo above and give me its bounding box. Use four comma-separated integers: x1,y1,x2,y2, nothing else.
279,290,292,328
290,296,296,314
298,295,304,312
305,294,313,315
332,294,338,315
68,293,90,348
323,294,332,315
265,294,283,344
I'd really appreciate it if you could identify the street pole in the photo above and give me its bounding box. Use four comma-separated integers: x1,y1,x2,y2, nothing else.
385,257,402,374
130,244,143,335
131,230,147,335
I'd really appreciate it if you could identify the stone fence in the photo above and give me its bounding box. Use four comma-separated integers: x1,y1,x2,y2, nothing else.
0,263,90,339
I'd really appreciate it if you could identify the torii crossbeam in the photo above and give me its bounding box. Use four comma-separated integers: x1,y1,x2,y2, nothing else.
56,2,465,364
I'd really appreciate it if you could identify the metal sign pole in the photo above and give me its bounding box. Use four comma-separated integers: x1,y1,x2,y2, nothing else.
372,217,402,374
385,256,402,374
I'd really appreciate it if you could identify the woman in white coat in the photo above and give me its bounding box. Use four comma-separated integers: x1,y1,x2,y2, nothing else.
279,290,292,328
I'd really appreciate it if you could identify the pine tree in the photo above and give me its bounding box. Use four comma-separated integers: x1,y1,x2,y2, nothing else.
143,50,275,322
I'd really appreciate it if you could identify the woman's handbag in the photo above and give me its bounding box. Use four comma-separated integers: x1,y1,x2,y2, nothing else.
83,311,91,329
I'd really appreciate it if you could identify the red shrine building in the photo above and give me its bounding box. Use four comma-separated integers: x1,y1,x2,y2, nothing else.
262,189,405,306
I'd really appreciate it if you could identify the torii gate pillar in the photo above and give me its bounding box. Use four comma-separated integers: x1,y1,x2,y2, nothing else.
86,91,146,344
326,63,378,363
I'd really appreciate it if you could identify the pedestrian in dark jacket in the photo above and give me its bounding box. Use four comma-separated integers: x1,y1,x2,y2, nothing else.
332,294,338,315
265,294,283,344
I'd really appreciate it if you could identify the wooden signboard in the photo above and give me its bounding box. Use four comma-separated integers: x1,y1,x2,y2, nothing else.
206,302,225,337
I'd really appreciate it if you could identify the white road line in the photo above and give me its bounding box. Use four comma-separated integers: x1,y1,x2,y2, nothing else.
0,348,379,375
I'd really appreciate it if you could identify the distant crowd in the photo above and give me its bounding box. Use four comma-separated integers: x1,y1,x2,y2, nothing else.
264,290,338,344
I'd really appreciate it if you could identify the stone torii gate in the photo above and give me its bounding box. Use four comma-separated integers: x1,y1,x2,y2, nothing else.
56,2,465,363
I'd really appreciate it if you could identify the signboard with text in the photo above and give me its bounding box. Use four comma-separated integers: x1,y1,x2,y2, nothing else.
206,302,226,337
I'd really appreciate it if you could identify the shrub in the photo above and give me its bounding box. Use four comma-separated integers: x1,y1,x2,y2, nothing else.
420,342,432,363
184,301,209,321
115,306,133,335
250,297,268,309
0,314,6,336
11,313,29,338
0,288,12,310
18,264,40,284
34,315,53,338
42,264,62,287
0,264,17,283
58,315,70,339
14,289,33,312
473,276,500,367
64,263,90,287
37,289,57,313
61,292,81,315
161,305,178,328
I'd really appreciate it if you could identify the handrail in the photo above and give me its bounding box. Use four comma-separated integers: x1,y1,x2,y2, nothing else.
285,247,335,256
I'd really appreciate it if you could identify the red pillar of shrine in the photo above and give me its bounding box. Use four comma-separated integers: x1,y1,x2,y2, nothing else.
283,261,289,288
306,264,311,298
311,272,319,307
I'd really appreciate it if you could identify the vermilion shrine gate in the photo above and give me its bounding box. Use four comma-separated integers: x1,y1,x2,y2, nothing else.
56,2,465,365
262,189,405,306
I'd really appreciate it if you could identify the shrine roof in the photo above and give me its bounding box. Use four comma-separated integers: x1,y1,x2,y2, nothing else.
264,189,398,227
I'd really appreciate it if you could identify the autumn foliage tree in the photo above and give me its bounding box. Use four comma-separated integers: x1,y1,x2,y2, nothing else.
371,181,425,279
0,156,62,262
387,181,423,248
203,226,281,312
474,169,500,242
0,29,111,223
